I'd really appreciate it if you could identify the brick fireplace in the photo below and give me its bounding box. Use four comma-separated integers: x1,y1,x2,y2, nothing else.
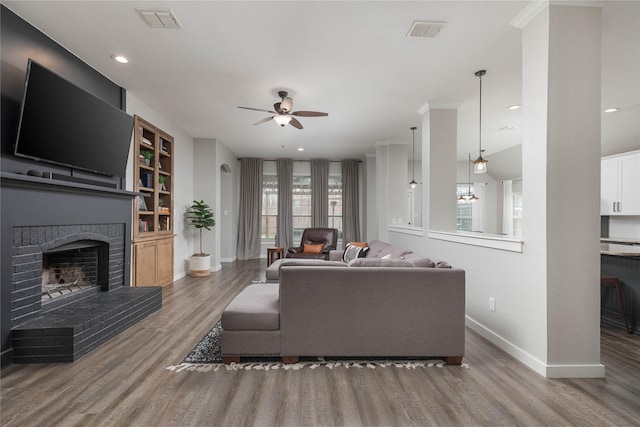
1,173,162,365
11,224,124,320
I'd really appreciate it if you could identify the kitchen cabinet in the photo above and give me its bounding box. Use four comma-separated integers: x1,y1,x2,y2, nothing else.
601,150,640,215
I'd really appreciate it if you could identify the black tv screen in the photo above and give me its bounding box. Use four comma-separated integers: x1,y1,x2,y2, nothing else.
14,59,133,177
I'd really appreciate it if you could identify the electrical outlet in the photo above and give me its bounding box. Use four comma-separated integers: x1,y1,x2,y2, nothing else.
489,297,496,312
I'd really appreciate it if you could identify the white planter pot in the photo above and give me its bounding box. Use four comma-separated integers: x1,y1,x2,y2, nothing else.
190,254,211,276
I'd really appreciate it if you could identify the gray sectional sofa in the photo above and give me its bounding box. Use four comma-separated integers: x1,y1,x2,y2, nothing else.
221,240,466,364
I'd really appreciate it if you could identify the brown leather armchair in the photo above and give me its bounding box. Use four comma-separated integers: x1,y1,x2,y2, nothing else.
286,228,338,260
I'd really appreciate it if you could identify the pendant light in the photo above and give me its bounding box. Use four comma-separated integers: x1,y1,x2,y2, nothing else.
473,69,488,174
409,126,418,189
459,153,479,202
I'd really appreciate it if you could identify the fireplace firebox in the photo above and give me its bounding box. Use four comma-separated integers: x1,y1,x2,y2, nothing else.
41,240,107,307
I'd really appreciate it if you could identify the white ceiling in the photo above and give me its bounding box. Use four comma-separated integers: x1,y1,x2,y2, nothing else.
4,1,639,165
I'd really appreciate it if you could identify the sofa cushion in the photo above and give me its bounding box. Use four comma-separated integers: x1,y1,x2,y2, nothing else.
266,258,348,282
342,243,370,262
348,257,436,268
221,283,280,331
367,240,413,259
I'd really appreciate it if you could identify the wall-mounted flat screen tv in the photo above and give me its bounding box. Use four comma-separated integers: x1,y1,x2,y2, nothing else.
14,59,133,177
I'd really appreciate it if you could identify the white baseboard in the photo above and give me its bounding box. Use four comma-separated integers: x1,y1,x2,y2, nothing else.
211,264,222,272
465,316,605,378
220,256,237,263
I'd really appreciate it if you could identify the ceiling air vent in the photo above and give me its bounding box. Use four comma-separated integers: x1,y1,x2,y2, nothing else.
137,9,182,29
406,21,446,38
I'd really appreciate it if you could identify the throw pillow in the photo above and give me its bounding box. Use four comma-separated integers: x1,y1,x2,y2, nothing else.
348,241,368,248
303,243,323,254
342,243,369,262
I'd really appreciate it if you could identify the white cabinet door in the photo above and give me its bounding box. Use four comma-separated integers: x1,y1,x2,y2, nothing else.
601,158,619,215
619,154,640,214
601,151,640,215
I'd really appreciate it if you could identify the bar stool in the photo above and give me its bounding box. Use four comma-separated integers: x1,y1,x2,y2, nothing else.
267,247,284,266
600,275,632,334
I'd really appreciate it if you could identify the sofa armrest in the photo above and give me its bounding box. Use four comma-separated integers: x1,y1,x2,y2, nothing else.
287,247,303,254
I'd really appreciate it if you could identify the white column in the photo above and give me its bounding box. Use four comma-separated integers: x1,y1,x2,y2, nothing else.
421,105,457,230
518,4,603,376
375,142,409,239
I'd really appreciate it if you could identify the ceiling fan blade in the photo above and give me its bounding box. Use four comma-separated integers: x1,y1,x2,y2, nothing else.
291,111,328,117
238,106,276,114
280,97,293,113
289,117,303,129
253,116,274,126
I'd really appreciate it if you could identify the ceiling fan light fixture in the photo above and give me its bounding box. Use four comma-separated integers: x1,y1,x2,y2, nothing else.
273,115,292,127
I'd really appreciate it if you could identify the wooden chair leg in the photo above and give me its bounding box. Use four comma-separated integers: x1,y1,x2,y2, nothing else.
613,282,632,334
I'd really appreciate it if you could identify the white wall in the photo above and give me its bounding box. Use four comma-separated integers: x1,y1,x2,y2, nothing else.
193,139,218,270
126,93,195,280
193,139,240,268
608,216,640,240
216,143,239,262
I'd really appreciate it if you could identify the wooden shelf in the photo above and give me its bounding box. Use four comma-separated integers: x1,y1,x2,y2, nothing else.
132,115,174,286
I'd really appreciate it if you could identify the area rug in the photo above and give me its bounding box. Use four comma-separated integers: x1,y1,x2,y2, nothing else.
167,321,470,372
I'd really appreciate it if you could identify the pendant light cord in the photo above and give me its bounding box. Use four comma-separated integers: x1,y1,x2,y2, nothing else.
478,73,482,156
411,127,416,182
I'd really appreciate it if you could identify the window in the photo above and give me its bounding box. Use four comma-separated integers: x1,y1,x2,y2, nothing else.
456,184,474,231
261,166,344,242
329,175,343,239
261,174,277,239
292,175,312,242
512,180,523,237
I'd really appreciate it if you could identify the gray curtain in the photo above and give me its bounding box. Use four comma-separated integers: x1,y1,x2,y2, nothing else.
276,158,293,250
311,159,329,227
342,159,360,243
236,158,263,260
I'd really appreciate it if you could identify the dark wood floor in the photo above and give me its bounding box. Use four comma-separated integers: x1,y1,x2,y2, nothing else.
2,259,639,426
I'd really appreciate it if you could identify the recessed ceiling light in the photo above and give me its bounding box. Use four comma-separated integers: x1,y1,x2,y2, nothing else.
604,107,620,113
297,148,304,152
111,55,129,64
507,105,520,110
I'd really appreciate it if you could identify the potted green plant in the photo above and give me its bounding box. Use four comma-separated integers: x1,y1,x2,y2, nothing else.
186,200,215,276
140,150,153,166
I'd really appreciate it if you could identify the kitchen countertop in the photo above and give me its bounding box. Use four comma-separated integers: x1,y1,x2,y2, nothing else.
600,242,640,257
601,237,640,245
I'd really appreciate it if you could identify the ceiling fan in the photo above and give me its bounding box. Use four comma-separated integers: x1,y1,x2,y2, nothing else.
238,91,328,129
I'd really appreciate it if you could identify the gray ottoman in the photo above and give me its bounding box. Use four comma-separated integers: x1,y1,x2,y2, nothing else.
221,283,281,363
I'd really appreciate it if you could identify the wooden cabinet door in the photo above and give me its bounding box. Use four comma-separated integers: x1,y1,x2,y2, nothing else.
601,157,618,215
156,238,174,286
619,154,640,214
134,241,158,286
